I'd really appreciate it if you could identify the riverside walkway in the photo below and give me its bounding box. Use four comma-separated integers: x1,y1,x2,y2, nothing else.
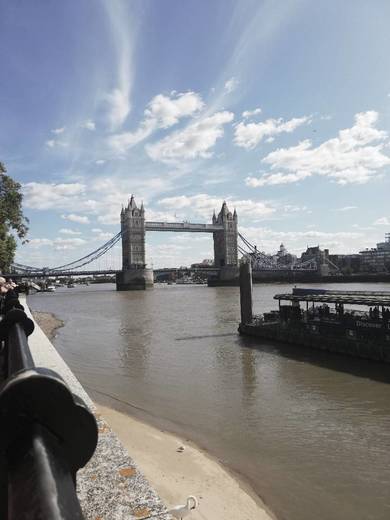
9,297,172,520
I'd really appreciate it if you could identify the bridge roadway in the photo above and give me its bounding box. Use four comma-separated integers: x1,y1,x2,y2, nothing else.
145,221,223,232
6,266,220,279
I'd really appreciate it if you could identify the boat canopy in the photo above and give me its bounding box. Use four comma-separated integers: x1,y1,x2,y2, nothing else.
274,288,390,306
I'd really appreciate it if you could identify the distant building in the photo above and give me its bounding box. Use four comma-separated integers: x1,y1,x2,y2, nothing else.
329,254,361,274
275,243,296,267
191,259,214,268
359,233,390,272
301,245,329,264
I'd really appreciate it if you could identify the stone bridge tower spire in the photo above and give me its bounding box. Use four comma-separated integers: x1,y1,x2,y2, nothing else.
213,201,238,267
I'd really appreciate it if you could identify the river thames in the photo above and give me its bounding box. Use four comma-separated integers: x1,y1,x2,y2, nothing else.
28,282,390,520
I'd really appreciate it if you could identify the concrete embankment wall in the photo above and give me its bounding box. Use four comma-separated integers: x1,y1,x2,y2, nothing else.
23,298,172,520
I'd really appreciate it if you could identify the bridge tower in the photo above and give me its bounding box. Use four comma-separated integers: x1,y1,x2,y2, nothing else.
210,202,239,284
116,196,153,290
213,202,238,267
121,195,146,268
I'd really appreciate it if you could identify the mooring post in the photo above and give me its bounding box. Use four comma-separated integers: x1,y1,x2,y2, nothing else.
240,260,253,325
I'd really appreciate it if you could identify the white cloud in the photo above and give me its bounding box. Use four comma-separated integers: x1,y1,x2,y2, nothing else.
224,77,239,93
27,237,86,250
158,193,274,220
147,111,234,162
283,204,309,214
23,182,86,210
95,160,106,165
108,91,204,153
145,91,204,129
92,228,103,233
81,119,96,130
373,217,390,226
52,127,65,134
246,170,311,187
234,115,310,149
242,108,262,119
28,238,54,248
61,213,90,224
59,228,82,235
45,139,68,148
95,232,114,240
334,206,357,212
53,238,86,250
261,111,390,185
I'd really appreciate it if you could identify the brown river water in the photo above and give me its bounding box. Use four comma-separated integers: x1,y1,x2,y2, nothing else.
28,282,390,520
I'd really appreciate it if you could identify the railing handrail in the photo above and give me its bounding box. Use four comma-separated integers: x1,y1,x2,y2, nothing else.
0,292,98,519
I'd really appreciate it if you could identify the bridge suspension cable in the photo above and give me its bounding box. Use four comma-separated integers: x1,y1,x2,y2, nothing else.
50,231,122,271
12,231,122,274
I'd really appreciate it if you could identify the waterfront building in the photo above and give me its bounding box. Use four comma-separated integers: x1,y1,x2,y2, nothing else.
359,233,390,272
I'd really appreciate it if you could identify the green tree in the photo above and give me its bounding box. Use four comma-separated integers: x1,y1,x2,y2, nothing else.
0,162,29,272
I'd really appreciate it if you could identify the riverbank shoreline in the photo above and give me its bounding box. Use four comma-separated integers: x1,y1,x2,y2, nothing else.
31,310,64,340
32,308,274,519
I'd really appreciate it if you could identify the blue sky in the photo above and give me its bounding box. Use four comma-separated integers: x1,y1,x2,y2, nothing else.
1,0,390,268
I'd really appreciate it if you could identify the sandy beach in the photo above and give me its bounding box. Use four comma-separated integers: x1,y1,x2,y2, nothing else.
32,309,274,520
97,404,273,520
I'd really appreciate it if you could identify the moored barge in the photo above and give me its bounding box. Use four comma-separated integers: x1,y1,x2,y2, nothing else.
238,263,390,363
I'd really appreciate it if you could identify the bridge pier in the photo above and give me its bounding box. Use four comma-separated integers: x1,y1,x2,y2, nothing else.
116,269,154,291
207,266,239,286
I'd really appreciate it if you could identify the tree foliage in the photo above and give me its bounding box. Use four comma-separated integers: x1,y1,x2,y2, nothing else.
0,162,29,272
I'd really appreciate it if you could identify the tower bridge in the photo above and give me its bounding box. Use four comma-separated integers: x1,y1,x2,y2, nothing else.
117,196,238,289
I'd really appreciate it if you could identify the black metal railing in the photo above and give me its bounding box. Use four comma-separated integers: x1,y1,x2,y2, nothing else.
0,293,98,519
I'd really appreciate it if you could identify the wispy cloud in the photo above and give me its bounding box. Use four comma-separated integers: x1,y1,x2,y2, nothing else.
102,0,136,130
334,206,357,212
61,213,90,224
59,228,82,235
158,193,275,220
45,139,68,149
373,216,390,226
246,170,311,187
28,237,87,251
23,182,85,209
207,1,306,112
224,77,239,93
81,119,96,131
242,107,262,119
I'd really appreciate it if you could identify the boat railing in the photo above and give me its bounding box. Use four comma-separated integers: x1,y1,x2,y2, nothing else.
0,293,98,519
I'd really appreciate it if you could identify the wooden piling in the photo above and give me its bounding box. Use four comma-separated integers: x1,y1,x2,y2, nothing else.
240,261,253,325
